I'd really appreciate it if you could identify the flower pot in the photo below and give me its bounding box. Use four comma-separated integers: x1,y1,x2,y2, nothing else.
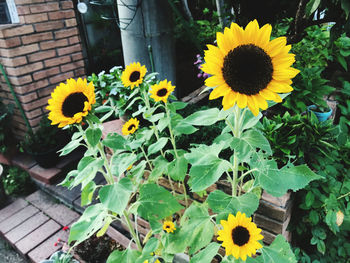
307,105,332,122
29,145,62,168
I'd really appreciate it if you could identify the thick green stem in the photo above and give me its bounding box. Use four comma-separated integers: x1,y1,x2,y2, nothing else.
165,103,179,158
182,181,188,208
140,145,153,171
97,143,115,184
123,211,142,251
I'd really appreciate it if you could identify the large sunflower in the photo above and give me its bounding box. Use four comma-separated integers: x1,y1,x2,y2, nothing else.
149,79,175,103
202,20,299,116
122,118,139,135
217,212,263,261
46,78,95,128
121,62,147,89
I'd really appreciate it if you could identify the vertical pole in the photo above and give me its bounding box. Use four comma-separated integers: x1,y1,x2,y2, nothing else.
216,0,227,28
116,0,176,86
0,165,6,208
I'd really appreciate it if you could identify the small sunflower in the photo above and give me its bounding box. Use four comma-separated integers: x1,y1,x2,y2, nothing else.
122,118,139,135
121,62,147,89
149,79,175,103
144,260,160,263
202,20,299,116
46,78,95,128
163,220,176,233
217,212,263,261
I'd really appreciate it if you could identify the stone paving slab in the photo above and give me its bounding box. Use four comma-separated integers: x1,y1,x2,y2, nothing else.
0,205,39,234
15,220,61,255
25,190,57,212
44,204,80,226
28,227,70,263
5,212,49,244
0,199,28,223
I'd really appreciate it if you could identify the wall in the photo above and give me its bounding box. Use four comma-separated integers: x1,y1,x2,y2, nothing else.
0,0,86,138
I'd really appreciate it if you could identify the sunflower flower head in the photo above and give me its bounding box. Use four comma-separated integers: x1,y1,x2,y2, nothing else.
149,79,175,103
122,118,139,136
46,78,96,128
217,211,263,261
163,220,176,233
121,62,147,89
143,260,160,263
202,20,299,116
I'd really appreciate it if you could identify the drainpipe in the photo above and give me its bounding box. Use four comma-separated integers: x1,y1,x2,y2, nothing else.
0,64,33,134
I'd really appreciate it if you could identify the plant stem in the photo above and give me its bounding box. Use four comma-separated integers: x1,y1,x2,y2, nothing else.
165,103,179,158
123,210,142,251
140,145,153,171
97,143,114,185
182,181,189,208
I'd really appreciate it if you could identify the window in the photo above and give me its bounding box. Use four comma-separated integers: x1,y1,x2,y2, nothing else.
0,0,18,24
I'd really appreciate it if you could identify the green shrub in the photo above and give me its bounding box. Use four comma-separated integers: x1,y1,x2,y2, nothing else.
2,166,35,196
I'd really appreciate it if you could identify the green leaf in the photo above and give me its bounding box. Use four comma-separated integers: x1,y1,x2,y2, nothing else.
59,139,82,156
138,183,183,220
106,249,141,263
317,240,326,255
72,158,104,189
257,163,322,197
309,210,319,225
148,156,169,181
157,117,170,132
246,235,297,263
207,191,259,217
305,0,320,15
68,204,108,245
86,128,102,147
99,177,133,215
111,152,138,177
185,143,226,166
169,155,188,181
148,137,168,155
336,55,348,71
189,159,231,192
241,110,263,131
341,0,350,18
190,243,220,263
81,181,96,206
172,101,188,110
305,191,315,208
102,133,126,150
173,121,198,136
184,108,220,126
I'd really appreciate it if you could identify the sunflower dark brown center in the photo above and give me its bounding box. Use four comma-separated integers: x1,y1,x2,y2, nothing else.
62,92,88,117
165,225,170,228
129,71,140,82
157,88,168,97
128,124,136,131
222,44,273,95
232,226,250,246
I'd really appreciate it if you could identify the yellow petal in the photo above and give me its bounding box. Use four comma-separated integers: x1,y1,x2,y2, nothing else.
244,20,259,44
209,85,230,100
236,93,247,108
230,22,244,45
265,37,287,57
255,94,268,110
205,75,224,87
222,92,236,110
247,97,259,116
273,68,300,81
267,81,293,93
256,23,272,48
260,88,276,100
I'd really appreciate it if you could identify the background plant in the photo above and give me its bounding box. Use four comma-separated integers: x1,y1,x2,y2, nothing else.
1,166,35,197
0,99,14,154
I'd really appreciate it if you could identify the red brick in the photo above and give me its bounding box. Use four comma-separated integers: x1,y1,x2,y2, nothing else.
25,108,43,119
54,28,78,39
15,79,49,94
60,60,84,72
57,44,81,56
37,86,54,97
68,35,80,45
33,67,60,81
0,25,34,38
21,96,51,111
0,44,39,57
35,21,64,32
74,67,86,77
0,56,27,67
44,55,71,67
29,164,61,184
45,204,79,226
18,92,38,103
48,10,75,20
0,37,21,48
71,52,83,61
28,228,70,263
40,39,68,50
14,0,45,4
6,62,43,76
0,199,28,223
262,191,291,208
65,18,77,27
15,220,61,255
49,71,74,84
28,50,56,63
29,116,42,127
107,227,137,249
16,6,30,15
21,32,53,45
0,205,39,234
5,212,49,243
61,1,73,9
30,2,59,13
24,13,48,23
8,75,32,85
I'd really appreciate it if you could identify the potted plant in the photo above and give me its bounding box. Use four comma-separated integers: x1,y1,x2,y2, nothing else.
20,116,70,168
307,104,333,122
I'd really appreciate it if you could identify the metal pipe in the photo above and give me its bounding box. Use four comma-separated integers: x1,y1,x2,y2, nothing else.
0,64,33,134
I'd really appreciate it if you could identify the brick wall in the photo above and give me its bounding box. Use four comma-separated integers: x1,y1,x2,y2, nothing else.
0,0,86,138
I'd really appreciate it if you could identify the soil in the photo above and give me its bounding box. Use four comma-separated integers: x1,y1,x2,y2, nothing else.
74,234,123,263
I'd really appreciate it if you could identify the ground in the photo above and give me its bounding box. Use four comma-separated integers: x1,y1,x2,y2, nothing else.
0,237,28,263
